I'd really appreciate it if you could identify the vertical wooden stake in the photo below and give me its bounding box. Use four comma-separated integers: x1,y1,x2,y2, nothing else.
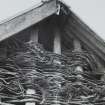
73,39,83,76
25,26,39,105
53,26,61,64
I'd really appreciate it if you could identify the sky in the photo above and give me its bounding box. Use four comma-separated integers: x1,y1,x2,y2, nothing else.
0,0,105,40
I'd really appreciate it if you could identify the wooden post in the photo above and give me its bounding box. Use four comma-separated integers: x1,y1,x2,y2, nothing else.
73,39,83,77
53,26,61,64
53,26,61,105
30,26,39,42
25,26,39,105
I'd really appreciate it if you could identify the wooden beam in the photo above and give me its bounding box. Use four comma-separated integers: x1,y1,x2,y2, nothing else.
0,0,57,42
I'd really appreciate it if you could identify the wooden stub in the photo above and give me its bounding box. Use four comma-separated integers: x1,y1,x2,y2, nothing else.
26,89,36,105
0,0,57,42
30,26,39,42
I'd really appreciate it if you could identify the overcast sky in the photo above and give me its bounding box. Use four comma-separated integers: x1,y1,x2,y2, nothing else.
0,0,105,40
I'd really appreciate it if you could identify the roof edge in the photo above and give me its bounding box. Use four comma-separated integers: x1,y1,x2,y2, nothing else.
0,0,57,42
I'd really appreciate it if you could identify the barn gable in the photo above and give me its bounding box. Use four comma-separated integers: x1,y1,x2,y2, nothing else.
0,0,105,105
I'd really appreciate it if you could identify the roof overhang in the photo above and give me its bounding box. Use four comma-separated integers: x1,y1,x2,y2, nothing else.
0,0,57,42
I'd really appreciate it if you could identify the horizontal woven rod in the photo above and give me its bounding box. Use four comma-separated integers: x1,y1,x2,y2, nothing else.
6,98,39,103
0,102,14,105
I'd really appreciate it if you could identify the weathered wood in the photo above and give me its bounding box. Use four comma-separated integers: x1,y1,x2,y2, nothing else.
0,0,57,42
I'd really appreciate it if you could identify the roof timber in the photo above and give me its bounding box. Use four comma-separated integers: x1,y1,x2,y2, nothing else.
0,0,57,42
